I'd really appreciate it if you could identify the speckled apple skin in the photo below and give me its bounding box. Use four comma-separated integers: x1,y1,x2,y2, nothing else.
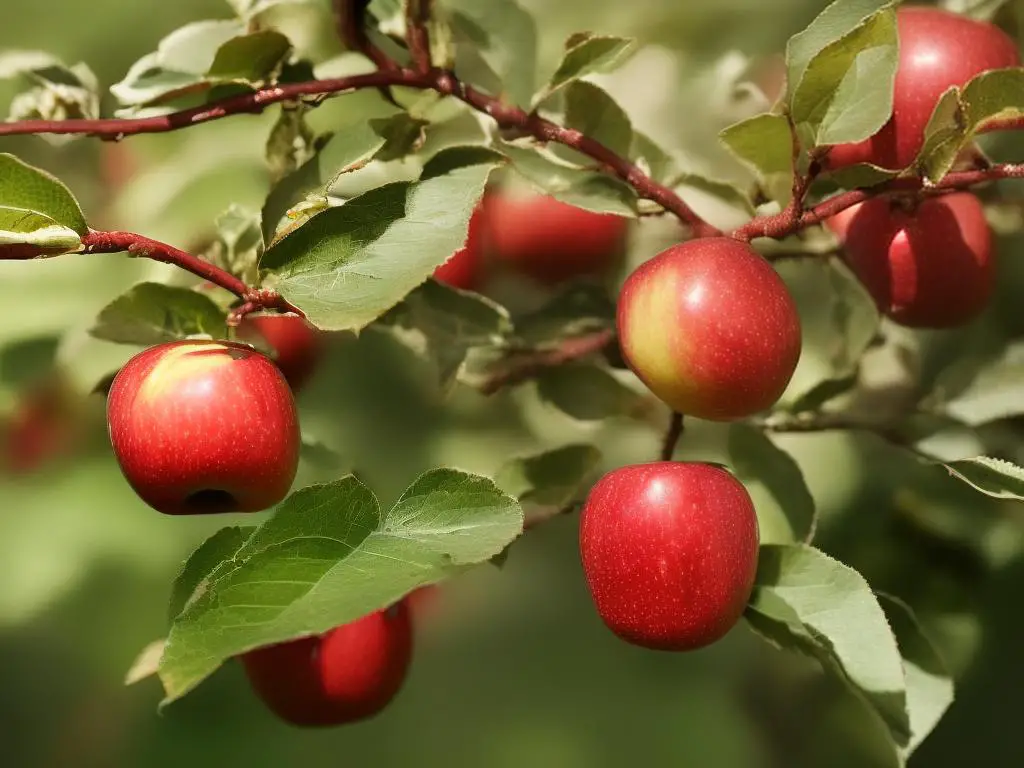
843,193,993,328
106,340,300,515
579,462,759,651
241,601,414,727
617,238,801,421
825,7,1020,170
239,315,324,393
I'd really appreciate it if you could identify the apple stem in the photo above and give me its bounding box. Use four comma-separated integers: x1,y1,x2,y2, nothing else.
660,412,684,461
332,0,398,72
80,230,304,323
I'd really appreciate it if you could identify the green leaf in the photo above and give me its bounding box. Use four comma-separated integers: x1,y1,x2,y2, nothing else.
498,142,637,216
541,34,637,101
728,426,816,545
158,20,245,74
89,283,230,346
447,0,537,109
745,544,910,750
929,341,1024,426
672,172,756,217
206,30,292,84
940,456,1024,500
125,639,167,686
536,364,643,421
260,147,503,330
3,59,100,126
0,207,81,256
208,205,264,283
918,68,1024,182
561,81,633,157
719,113,794,205
0,154,88,235
158,470,523,702
878,594,954,759
513,283,615,345
495,444,602,520
630,131,678,184
168,526,256,621
790,7,898,146
376,279,513,388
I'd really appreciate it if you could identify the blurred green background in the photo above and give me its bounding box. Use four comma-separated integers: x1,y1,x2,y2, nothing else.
2,1,1024,766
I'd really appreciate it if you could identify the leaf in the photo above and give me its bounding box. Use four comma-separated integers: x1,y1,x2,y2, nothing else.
630,131,678,183
3,59,100,126
0,154,88,235
495,444,602,519
918,68,1024,182
125,639,167,686
536,364,644,421
206,30,292,83
728,426,816,545
376,279,512,389
719,113,794,205
940,456,1024,500
168,526,256,621
498,142,637,216
541,34,637,101
672,172,756,217
561,81,633,157
158,470,523,702
89,283,230,346
0,207,81,256
878,594,955,759
745,544,910,750
513,283,616,345
929,341,1024,426
260,147,503,330
790,6,898,147
447,0,537,109
157,20,245,75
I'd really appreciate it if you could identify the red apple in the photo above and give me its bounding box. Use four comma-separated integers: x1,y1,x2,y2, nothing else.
238,314,324,393
106,340,300,515
824,203,862,243
2,384,77,475
579,462,759,651
616,238,801,421
241,601,414,726
486,193,629,284
842,192,993,328
432,205,486,290
824,7,1020,170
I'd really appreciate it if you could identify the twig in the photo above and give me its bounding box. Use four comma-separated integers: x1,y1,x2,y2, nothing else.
660,411,684,461
79,231,302,323
333,0,396,71
405,0,433,74
477,328,615,395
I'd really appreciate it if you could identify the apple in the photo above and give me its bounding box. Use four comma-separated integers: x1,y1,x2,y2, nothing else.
842,192,993,328
241,601,414,726
824,7,1020,170
2,384,76,475
432,204,487,290
579,462,759,651
106,340,300,515
485,193,629,284
238,314,324,393
824,203,862,243
616,238,801,421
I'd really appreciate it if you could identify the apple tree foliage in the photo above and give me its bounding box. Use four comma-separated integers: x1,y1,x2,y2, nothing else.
2,0,1024,763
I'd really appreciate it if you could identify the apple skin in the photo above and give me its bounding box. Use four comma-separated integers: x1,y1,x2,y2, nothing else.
432,204,487,291
486,193,629,284
842,192,993,328
106,340,300,515
824,203,862,243
616,238,801,421
824,7,1020,170
241,601,414,727
579,462,759,651
238,314,324,393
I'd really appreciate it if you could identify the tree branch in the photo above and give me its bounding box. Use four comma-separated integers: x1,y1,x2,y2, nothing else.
406,0,433,74
332,0,396,71
477,328,615,395
79,231,302,323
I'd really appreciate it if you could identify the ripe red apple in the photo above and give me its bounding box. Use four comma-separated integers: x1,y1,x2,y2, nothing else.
2,383,77,475
432,205,487,290
616,238,801,421
106,340,300,515
485,193,629,284
824,203,862,243
824,7,1020,170
238,314,324,393
241,601,414,726
842,192,993,328
579,462,759,651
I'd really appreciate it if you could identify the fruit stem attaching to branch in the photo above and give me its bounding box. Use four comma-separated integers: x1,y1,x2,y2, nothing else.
660,412,684,461
80,231,302,323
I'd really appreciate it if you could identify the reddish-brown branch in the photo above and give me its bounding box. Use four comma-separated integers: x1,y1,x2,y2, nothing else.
333,0,396,71
80,231,303,323
478,328,616,395
406,0,433,74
